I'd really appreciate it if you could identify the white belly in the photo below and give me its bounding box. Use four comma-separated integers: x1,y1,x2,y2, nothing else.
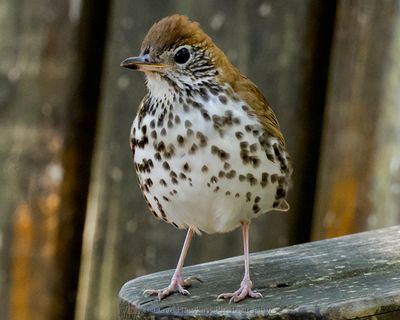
131,92,289,234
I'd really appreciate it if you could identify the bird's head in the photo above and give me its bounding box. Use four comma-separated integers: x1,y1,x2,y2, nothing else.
121,15,232,89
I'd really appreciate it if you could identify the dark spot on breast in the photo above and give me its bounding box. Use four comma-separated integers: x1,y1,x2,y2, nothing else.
210,87,220,95
154,153,161,161
183,162,190,172
169,170,177,178
160,179,167,187
261,172,269,188
145,178,153,187
210,176,218,183
247,173,257,186
192,101,202,109
235,131,244,140
162,161,170,170
266,153,274,162
186,128,194,136
246,192,252,202
137,136,149,149
196,132,208,147
251,157,261,168
226,170,236,179
250,143,258,152
201,165,208,172
189,143,198,154
160,128,167,136
219,95,228,104
177,135,185,145
218,150,229,161
273,201,281,208
156,141,165,152
142,184,149,193
252,204,261,214
179,173,187,180
201,109,211,121
240,149,250,164
275,186,286,199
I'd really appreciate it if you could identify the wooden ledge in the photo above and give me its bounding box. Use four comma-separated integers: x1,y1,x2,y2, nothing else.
119,226,400,319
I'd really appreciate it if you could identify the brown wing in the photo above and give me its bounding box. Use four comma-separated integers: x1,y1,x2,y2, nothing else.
218,65,285,145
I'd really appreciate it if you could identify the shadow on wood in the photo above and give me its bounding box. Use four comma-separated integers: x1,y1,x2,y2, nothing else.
120,226,400,319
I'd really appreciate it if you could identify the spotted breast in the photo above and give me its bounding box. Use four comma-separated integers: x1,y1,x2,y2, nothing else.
131,73,291,234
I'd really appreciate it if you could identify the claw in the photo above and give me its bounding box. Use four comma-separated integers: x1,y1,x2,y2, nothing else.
143,275,201,300
217,279,262,303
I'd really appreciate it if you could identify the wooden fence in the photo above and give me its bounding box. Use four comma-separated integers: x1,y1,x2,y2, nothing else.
0,1,399,320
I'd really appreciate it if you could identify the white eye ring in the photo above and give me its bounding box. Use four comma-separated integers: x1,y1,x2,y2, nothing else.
173,45,192,65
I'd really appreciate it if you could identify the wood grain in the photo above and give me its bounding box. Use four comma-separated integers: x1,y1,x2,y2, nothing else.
120,226,400,320
312,0,400,240
0,0,108,319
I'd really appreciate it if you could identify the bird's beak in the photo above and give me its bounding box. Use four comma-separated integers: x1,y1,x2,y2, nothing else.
120,55,168,72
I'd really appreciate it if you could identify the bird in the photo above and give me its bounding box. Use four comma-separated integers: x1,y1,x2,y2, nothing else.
121,14,292,303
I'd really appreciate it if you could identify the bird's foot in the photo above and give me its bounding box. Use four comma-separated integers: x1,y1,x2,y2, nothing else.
217,279,262,303
144,275,201,300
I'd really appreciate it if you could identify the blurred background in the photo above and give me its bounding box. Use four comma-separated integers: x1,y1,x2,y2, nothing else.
1,0,400,319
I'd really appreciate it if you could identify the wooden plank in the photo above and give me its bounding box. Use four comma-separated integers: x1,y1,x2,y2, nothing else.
119,226,400,320
77,1,336,319
312,0,400,240
0,0,108,319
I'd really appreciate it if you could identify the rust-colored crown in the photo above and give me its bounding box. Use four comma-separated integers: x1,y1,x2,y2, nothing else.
141,15,210,52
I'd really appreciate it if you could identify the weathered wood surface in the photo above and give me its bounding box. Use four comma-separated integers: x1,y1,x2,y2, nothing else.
312,0,400,240
77,2,336,319
120,226,400,320
0,0,108,319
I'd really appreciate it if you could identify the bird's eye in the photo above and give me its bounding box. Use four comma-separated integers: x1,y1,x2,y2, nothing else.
174,47,190,64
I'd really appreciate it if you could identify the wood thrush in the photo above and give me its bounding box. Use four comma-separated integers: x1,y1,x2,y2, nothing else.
121,15,292,303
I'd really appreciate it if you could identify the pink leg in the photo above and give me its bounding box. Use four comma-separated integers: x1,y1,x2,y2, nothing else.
218,222,263,303
144,227,201,300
